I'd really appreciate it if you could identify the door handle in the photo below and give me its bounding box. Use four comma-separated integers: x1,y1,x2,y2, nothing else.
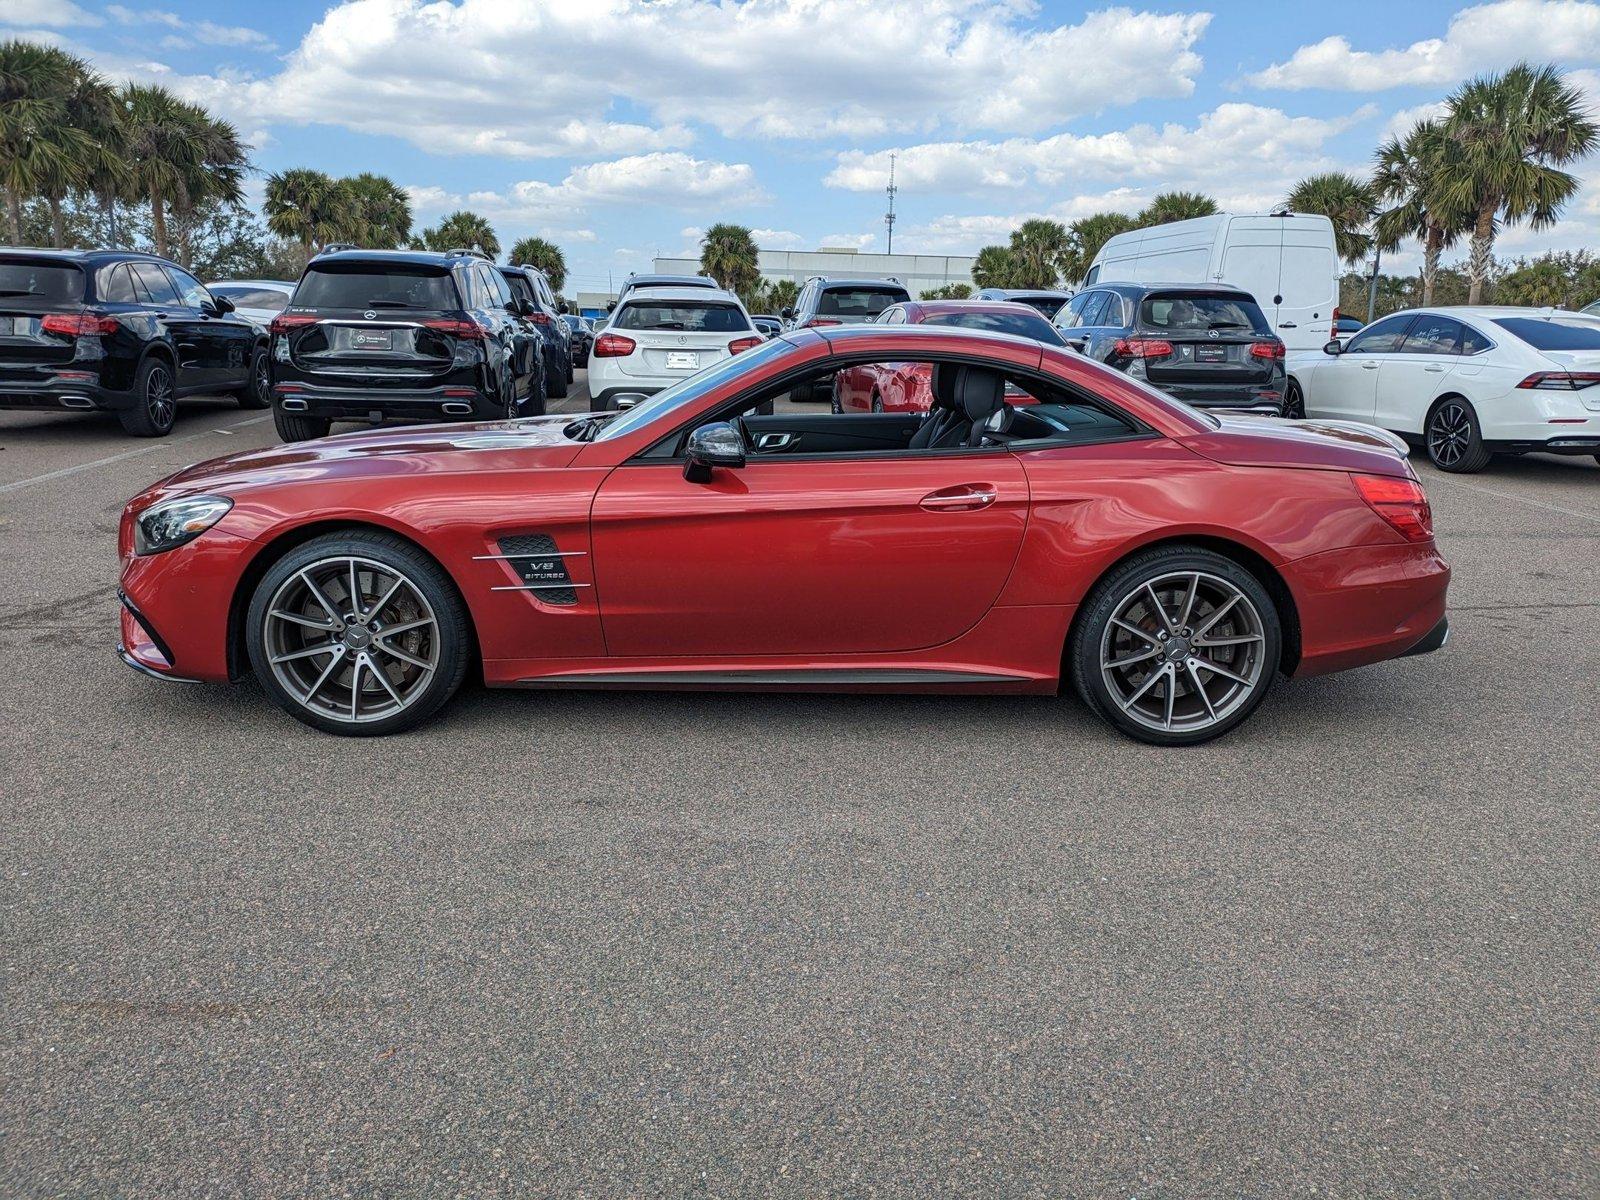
1361,362,1379,370
1424,364,1445,372
1279,322,1298,328
755,432,796,450
921,484,997,511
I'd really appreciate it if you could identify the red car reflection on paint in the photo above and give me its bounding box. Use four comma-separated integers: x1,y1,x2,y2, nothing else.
117,324,1450,745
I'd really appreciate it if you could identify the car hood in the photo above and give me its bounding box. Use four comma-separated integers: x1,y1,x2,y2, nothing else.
156,415,584,495
1179,415,1414,477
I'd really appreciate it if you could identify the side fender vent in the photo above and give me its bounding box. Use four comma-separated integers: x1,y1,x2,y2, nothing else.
497,534,577,605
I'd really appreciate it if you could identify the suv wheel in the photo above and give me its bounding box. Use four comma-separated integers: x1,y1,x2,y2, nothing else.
274,406,331,442
118,356,176,438
545,351,565,399
236,346,271,409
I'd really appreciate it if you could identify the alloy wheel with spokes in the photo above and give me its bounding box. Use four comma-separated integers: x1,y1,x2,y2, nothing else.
145,364,174,429
1425,398,1490,473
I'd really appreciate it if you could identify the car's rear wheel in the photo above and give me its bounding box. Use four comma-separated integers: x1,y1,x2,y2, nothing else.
1070,546,1280,746
1426,397,1491,473
1284,381,1306,420
246,533,470,736
871,392,885,413
546,352,566,399
117,356,176,438
273,407,331,442
236,346,271,409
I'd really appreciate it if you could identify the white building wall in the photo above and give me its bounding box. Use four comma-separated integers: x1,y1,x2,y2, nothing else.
653,249,977,300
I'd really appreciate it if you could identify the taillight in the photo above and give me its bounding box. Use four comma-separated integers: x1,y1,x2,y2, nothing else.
422,318,486,340
1354,473,1433,543
728,336,763,355
1250,341,1286,359
41,311,118,336
1517,371,1600,390
802,318,842,328
1112,337,1173,360
1330,307,1340,336
593,333,636,358
269,313,318,335
527,312,552,326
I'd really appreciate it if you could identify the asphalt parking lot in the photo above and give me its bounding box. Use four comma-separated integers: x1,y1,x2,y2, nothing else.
2,377,1597,1197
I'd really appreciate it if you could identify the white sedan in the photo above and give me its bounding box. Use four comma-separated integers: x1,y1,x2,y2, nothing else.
1287,306,1600,472
205,279,296,334
587,286,763,412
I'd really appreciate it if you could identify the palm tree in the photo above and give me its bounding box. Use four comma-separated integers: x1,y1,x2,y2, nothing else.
1434,62,1599,304
1285,172,1378,266
121,84,247,261
1007,218,1069,288
972,244,1019,289
169,111,246,267
264,168,352,262
1137,191,1218,227
762,277,799,314
344,173,412,248
421,210,499,258
1372,120,1463,306
0,41,89,244
34,53,118,248
509,235,566,291
1061,212,1138,282
700,223,760,302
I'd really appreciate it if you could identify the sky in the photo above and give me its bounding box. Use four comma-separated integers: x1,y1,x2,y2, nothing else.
5,0,1600,295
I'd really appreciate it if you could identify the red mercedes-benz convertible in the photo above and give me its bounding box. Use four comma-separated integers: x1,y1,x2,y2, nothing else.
117,325,1450,744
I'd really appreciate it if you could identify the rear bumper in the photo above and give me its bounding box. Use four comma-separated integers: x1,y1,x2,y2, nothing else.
590,384,662,412
0,376,135,413
1285,540,1451,678
273,381,497,422
1160,381,1285,416
1487,434,1600,456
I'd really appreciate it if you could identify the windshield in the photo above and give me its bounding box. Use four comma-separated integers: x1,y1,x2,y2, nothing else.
293,264,460,310
1140,293,1271,335
818,288,906,318
594,336,794,441
0,258,84,306
921,311,1065,344
1494,317,1600,350
613,301,749,332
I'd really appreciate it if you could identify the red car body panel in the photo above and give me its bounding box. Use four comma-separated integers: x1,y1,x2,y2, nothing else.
118,325,1450,697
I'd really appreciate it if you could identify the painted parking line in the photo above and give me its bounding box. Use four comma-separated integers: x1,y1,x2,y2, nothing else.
0,415,272,497
1423,473,1600,526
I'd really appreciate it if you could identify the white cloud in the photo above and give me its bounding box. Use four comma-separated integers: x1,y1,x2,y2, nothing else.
107,5,273,47
1247,0,1600,91
818,233,878,252
0,0,100,27
751,228,806,250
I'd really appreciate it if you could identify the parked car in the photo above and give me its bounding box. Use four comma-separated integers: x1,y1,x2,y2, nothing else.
588,285,762,411
973,287,1072,318
561,313,593,365
1086,213,1340,352
614,273,720,307
1335,315,1365,336
782,276,911,329
500,263,571,399
116,322,1449,746
268,248,536,442
206,279,295,333
0,247,266,437
751,314,782,338
1581,299,1600,318
1289,306,1600,472
834,300,1064,412
1055,283,1287,416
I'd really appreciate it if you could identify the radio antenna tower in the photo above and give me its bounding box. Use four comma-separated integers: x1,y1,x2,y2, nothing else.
884,153,898,254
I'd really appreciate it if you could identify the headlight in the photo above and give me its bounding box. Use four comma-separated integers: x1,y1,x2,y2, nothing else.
134,495,233,555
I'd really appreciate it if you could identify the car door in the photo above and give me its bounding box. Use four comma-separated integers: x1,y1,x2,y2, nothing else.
1059,291,1109,354
1308,313,1416,421
589,431,1030,659
1374,314,1463,433
166,265,254,391
126,262,204,389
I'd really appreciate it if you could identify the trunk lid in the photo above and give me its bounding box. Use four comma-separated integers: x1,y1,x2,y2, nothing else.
1180,415,1413,477
288,312,463,382
1144,335,1276,386
0,256,88,366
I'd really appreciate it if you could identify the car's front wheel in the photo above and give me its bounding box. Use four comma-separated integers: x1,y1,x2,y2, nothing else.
1070,546,1280,746
246,532,470,736
1425,397,1491,473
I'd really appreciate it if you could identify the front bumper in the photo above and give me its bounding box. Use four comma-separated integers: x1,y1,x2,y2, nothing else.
273,381,497,423
116,531,252,684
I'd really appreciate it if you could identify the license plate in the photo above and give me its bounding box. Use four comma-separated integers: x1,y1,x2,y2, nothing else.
1194,345,1227,363
665,351,698,370
350,329,394,351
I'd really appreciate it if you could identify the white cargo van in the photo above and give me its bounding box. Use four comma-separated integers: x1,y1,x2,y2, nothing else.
1083,214,1340,352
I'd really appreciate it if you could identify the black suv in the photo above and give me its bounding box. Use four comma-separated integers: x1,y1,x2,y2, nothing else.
269,249,537,441
1055,282,1287,416
500,263,571,404
782,276,911,330
0,247,266,437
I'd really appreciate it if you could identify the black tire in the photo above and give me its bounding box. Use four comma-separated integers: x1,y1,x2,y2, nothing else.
1284,381,1306,420
1070,545,1281,747
117,355,177,438
273,406,331,442
871,392,885,413
522,357,548,417
236,345,271,409
246,530,471,736
545,352,565,399
1425,396,1492,473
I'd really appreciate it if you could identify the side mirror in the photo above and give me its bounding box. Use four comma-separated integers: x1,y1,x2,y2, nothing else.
1323,339,1344,355
558,302,570,315
780,307,794,320
210,295,235,315
683,421,745,482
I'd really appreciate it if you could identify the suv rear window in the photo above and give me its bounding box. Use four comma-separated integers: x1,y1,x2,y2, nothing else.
1493,317,1600,350
1140,293,1271,336
817,287,907,318
0,258,84,306
293,264,459,311
920,311,1065,343
614,301,748,332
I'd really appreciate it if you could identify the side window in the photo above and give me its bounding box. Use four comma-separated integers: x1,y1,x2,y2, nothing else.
480,266,513,308
1399,315,1463,355
1099,293,1126,327
1459,323,1493,355
165,266,211,309
1058,292,1090,328
99,263,138,304
1346,314,1415,354
130,262,180,306
1083,264,1100,285
877,306,903,325
505,275,535,306
1078,292,1111,327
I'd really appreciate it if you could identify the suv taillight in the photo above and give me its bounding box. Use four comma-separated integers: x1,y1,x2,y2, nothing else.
593,333,636,357
1517,371,1600,390
269,313,318,335
422,318,486,340
1112,337,1173,360
728,336,763,355
1250,341,1286,359
1354,474,1433,543
526,311,552,326
41,311,118,337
